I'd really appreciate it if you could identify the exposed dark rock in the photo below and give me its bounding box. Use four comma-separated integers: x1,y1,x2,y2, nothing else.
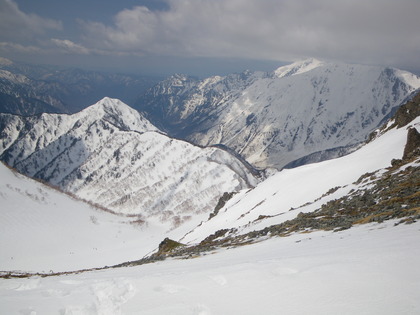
200,229,231,244
393,92,420,128
209,192,236,219
156,238,185,255
403,127,420,160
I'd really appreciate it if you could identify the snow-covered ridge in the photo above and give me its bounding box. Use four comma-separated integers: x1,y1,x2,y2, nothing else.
0,97,158,165
81,97,159,133
394,68,420,89
0,69,29,84
273,58,324,78
137,59,420,169
0,98,259,233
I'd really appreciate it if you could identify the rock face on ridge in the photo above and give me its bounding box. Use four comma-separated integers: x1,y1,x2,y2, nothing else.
393,91,420,128
136,59,420,169
0,97,259,229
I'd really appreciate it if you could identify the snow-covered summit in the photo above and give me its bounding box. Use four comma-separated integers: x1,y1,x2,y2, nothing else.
82,97,159,133
273,58,324,78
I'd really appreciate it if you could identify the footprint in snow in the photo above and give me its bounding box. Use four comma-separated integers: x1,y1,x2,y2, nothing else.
192,304,212,315
15,278,40,291
59,280,84,285
154,283,188,294
41,288,71,297
90,279,136,314
208,274,227,286
271,267,299,276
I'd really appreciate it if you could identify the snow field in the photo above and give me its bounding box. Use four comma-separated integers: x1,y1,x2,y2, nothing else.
0,162,171,272
1,221,419,314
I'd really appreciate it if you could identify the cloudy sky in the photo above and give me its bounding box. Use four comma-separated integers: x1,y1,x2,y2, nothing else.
1,0,419,76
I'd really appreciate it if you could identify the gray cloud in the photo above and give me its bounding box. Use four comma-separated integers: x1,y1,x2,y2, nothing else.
79,0,420,69
0,0,61,41
0,0,418,75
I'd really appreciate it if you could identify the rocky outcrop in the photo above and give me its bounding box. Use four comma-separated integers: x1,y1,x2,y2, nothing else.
394,92,420,128
403,127,420,160
157,238,185,253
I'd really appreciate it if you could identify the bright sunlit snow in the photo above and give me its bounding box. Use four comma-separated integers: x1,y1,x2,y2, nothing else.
1,221,419,314
182,116,420,243
0,162,178,272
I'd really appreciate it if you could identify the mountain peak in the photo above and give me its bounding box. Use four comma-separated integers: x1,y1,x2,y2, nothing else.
93,97,128,111
274,58,324,78
82,97,159,133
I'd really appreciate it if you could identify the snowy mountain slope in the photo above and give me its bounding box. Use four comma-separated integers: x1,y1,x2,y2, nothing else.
135,70,265,133
181,110,420,244
0,161,171,272
0,98,258,231
1,221,419,314
136,59,420,169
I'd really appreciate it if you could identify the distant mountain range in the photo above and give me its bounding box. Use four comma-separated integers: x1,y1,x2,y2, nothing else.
136,59,420,169
0,57,161,115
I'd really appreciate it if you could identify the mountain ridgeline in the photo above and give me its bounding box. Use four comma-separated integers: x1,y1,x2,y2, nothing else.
136,59,420,169
0,98,259,230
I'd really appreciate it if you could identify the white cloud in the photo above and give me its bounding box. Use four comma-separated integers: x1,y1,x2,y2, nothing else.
80,0,420,68
0,41,41,53
50,38,146,57
51,39,89,55
0,0,62,41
